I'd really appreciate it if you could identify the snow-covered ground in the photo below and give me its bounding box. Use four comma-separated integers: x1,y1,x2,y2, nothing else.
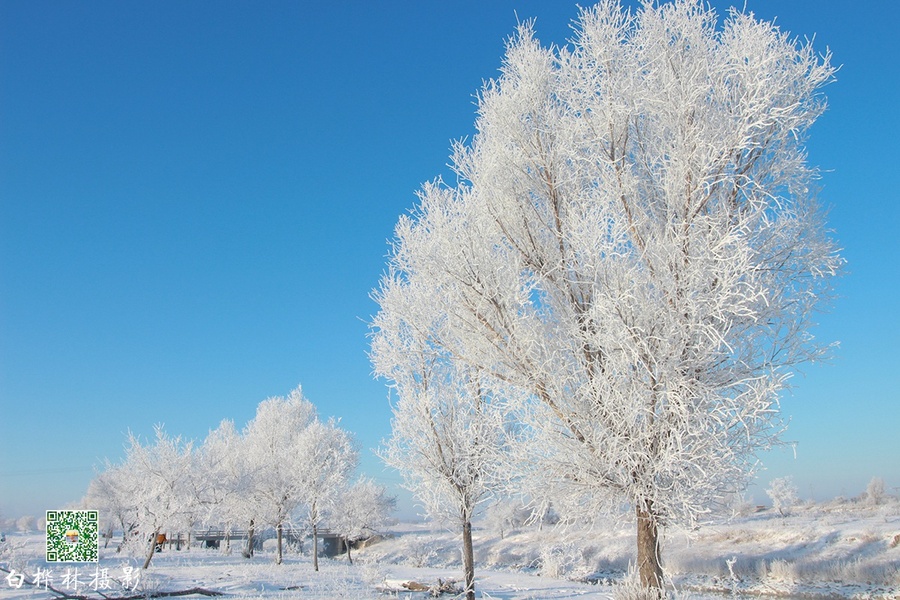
2,498,898,599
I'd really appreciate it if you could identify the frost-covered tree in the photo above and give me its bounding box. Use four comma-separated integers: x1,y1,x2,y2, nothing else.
294,417,357,572
15,515,35,533
242,387,357,567
242,386,318,564
485,499,532,540
374,0,839,591
174,447,211,552
83,463,140,549
866,477,886,506
327,477,395,564
196,419,248,552
766,476,799,517
372,280,506,600
121,426,195,568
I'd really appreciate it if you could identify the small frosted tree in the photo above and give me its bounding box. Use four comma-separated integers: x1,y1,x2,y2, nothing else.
294,417,357,572
175,447,211,552
328,477,395,564
15,515,35,533
196,419,248,552
766,476,799,517
242,386,319,565
485,499,531,539
372,276,507,600
121,426,195,568
374,0,840,591
866,477,886,506
83,463,140,549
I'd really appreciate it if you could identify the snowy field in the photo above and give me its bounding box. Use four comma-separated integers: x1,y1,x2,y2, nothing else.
1,497,898,600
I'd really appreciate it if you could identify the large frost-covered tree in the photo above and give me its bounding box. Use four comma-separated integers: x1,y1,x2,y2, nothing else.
373,0,840,591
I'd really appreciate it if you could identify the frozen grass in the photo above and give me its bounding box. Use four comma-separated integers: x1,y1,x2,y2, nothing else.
360,497,900,598
661,499,900,597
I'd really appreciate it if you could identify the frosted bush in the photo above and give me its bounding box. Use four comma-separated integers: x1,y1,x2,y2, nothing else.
359,563,387,588
538,543,582,579
866,477,886,506
612,566,667,600
405,536,437,568
766,477,799,517
727,493,756,518
766,559,797,583
613,579,666,600
303,570,369,599
755,559,769,580
485,500,531,539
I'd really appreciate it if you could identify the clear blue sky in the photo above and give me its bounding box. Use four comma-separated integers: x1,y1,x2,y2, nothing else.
1,1,898,520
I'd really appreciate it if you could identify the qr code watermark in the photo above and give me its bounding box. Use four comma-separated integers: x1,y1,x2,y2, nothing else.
45,510,99,562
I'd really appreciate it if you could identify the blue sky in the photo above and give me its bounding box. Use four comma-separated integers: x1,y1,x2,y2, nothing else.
1,0,898,520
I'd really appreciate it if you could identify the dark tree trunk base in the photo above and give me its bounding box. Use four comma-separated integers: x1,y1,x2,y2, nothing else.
636,503,663,592
462,520,475,600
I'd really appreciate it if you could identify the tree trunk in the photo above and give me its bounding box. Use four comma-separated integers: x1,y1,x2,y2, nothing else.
462,519,475,600
346,538,352,564
143,527,161,570
636,503,663,592
276,522,283,565
312,523,319,572
119,525,131,553
244,520,255,558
